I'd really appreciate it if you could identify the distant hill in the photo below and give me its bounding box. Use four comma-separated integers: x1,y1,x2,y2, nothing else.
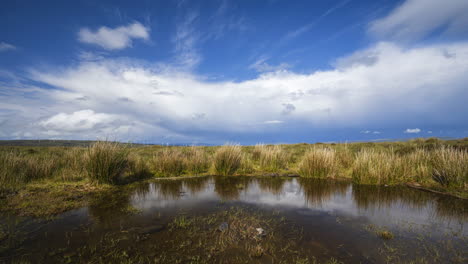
0,140,215,147
0,140,99,147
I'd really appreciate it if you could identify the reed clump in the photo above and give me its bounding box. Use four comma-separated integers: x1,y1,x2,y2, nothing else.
298,148,337,178
352,149,408,184
185,147,209,175
213,145,242,176
258,145,288,172
0,151,58,193
430,146,468,189
57,148,86,181
152,148,186,177
351,146,468,189
127,153,152,180
84,141,129,184
252,144,264,161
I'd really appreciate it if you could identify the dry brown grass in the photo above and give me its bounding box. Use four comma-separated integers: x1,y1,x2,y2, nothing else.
213,144,242,176
298,148,337,178
152,148,186,177
258,145,288,172
351,149,407,184
185,147,209,175
84,141,129,184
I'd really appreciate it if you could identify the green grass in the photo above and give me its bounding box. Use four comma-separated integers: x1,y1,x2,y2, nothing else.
258,145,289,172
152,148,186,177
213,144,243,176
298,148,337,178
0,137,467,210
84,141,129,184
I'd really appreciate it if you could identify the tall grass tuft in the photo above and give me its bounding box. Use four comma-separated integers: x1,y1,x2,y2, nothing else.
185,147,209,175
213,145,242,176
127,153,152,180
85,141,129,184
57,148,86,181
0,151,58,192
259,145,288,172
252,144,265,161
298,148,337,178
352,149,408,185
152,148,186,177
430,146,468,188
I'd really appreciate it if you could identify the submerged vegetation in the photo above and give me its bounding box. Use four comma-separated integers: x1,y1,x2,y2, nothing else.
0,138,467,217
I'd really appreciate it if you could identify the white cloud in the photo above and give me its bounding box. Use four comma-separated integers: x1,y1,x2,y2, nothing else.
39,110,118,132
263,120,283,124
78,22,150,50
404,128,421,134
172,11,202,69
249,57,291,73
0,42,16,52
427,131,433,134
360,130,381,134
1,41,468,142
369,0,468,41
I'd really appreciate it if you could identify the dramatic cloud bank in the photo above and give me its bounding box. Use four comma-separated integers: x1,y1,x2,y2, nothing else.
78,22,150,50
1,41,467,142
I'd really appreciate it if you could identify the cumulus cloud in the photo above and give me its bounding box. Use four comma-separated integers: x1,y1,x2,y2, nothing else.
0,42,16,52
404,128,421,134
1,41,468,142
39,110,118,132
369,0,468,41
78,22,150,50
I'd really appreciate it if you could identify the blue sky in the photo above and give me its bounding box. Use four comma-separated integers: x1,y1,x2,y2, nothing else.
1,0,468,144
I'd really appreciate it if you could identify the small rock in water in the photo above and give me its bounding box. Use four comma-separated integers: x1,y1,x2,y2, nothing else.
218,222,228,232
256,227,266,237
138,224,165,235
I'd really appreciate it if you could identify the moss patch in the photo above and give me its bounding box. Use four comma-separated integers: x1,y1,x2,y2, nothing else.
0,179,109,218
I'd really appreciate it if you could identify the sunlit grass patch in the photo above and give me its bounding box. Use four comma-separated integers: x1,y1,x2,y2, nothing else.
152,148,186,177
298,148,337,178
0,151,58,193
213,144,242,176
430,146,468,189
85,141,129,184
185,147,209,175
258,145,289,172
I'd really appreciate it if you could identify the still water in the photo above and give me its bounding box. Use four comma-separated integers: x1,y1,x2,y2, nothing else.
1,176,467,263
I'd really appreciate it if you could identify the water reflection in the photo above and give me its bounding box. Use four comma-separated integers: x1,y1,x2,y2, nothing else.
256,177,287,195
183,176,210,194
157,180,184,199
352,184,429,210
299,178,349,207
83,176,468,233
1,176,467,264
214,176,252,200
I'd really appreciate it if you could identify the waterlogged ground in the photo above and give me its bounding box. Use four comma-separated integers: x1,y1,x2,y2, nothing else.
0,176,467,264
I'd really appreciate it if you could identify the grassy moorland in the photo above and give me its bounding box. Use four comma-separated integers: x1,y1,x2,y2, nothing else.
0,138,467,217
